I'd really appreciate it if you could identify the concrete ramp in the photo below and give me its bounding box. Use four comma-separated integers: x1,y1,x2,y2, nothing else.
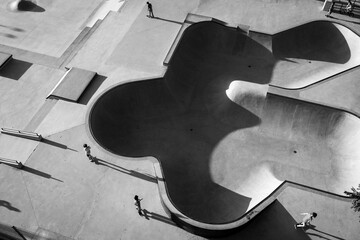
271,21,360,89
47,67,96,102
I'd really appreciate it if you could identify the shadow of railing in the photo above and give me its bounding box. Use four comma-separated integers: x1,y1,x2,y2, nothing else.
0,200,20,212
41,138,77,152
21,165,63,182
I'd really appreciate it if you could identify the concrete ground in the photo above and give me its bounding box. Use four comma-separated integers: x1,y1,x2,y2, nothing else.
0,0,360,239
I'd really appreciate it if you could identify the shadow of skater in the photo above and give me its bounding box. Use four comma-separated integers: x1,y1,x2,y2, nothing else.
0,200,21,212
96,158,157,183
305,224,345,240
142,209,177,226
153,17,182,25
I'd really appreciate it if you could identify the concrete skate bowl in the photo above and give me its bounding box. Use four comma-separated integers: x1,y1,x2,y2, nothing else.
89,21,360,229
271,21,360,89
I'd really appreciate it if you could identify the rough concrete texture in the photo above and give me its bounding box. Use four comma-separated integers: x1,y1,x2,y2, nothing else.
1,0,360,239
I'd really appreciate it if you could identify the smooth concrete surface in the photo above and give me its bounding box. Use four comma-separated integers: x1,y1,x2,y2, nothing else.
89,20,360,225
0,64,64,129
0,133,39,164
0,0,103,57
299,66,360,116
271,21,360,89
1,0,360,239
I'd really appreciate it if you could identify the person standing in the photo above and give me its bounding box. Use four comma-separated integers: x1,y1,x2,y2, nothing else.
146,2,154,18
83,144,95,162
134,195,143,216
295,212,317,229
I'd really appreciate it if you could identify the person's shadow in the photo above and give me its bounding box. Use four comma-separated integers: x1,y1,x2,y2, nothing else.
303,224,345,240
142,209,177,226
94,158,158,183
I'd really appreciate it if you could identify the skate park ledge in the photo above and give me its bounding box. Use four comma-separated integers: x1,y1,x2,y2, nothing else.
153,162,351,237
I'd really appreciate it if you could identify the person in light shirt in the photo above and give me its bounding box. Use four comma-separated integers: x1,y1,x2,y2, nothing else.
295,212,317,229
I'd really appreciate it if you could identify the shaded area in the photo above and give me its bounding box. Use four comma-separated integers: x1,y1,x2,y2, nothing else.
273,21,351,63
78,75,107,105
89,21,360,225
0,33,16,39
304,225,345,240
95,158,157,183
153,17,183,25
0,59,32,80
210,200,311,240
0,200,20,212
17,0,45,12
0,24,25,32
143,209,177,226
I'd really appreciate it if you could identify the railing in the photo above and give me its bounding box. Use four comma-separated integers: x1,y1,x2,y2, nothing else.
1,128,42,141
0,157,23,169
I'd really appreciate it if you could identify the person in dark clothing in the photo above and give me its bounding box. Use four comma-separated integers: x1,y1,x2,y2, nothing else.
146,2,154,18
134,195,143,216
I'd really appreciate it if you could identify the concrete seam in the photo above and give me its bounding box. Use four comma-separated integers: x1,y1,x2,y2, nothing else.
19,166,41,231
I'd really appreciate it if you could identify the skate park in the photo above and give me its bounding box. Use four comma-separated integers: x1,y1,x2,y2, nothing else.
1,0,360,239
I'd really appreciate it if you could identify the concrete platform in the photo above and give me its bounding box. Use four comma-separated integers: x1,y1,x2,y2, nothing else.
48,67,96,102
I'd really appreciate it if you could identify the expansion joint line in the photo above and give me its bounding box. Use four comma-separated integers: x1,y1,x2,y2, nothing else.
20,168,41,229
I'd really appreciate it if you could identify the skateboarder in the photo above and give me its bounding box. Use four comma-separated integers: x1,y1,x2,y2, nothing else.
134,195,143,216
146,2,154,18
345,0,354,14
83,144,95,162
295,212,317,229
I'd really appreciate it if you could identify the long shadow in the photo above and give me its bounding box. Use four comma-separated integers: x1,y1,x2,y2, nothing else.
142,209,177,226
90,21,273,224
0,200,20,212
304,224,345,240
0,223,34,240
78,75,107,105
153,17,183,25
95,158,157,183
273,21,351,63
210,200,311,240
0,59,32,80
17,1,45,12
21,166,63,182
41,138,77,152
0,24,25,32
0,33,17,39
